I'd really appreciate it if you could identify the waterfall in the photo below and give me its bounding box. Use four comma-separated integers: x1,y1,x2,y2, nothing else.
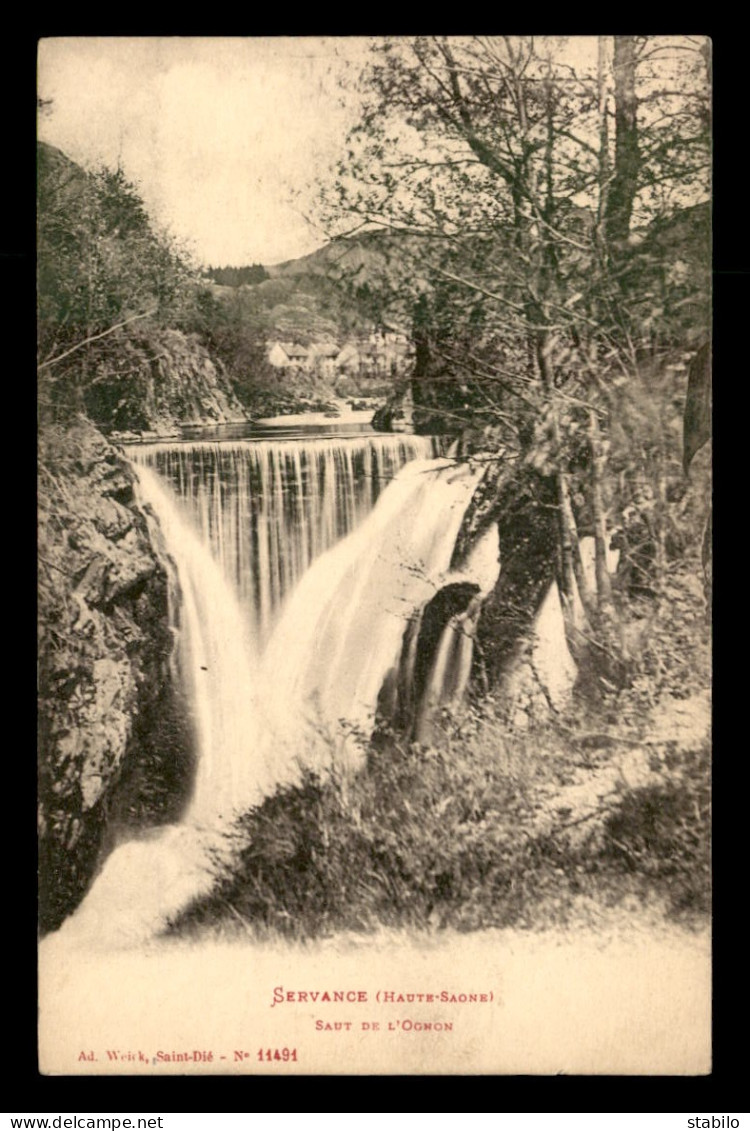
134,465,269,826
130,435,445,818
133,435,437,647
417,525,500,739
395,521,502,743
59,435,487,943
258,456,486,758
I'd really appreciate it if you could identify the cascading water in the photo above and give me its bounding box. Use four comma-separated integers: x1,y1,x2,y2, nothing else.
134,435,436,646
258,456,487,757
58,433,490,944
133,465,268,826
410,522,501,743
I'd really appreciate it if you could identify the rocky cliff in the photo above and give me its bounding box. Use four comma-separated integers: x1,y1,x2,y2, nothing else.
82,327,249,438
38,419,193,933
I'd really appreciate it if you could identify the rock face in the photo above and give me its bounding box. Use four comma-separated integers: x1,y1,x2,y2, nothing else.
37,419,193,933
82,328,248,437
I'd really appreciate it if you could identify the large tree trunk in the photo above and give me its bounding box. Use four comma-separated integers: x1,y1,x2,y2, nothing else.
535,331,594,624
605,36,640,248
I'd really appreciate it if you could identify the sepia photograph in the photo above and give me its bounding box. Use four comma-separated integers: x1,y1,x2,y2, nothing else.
37,35,712,1076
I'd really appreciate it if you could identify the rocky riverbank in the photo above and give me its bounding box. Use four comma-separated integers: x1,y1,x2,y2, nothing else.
38,418,192,932
81,327,249,438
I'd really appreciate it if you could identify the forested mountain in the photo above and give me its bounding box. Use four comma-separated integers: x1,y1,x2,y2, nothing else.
202,229,418,350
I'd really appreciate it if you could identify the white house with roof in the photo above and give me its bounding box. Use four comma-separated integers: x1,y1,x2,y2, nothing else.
268,334,412,379
334,342,362,375
267,341,293,368
267,341,312,371
286,343,311,370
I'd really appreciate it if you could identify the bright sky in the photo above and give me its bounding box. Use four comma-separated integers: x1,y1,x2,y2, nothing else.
37,37,707,267
37,37,372,266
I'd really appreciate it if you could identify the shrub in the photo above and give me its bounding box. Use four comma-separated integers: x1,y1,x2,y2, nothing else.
169,703,710,941
597,746,710,918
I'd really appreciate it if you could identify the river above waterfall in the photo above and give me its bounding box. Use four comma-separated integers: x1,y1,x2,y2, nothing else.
179,418,379,443
120,403,384,445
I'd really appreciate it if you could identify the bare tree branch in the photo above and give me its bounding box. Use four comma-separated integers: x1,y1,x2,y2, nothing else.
38,307,158,372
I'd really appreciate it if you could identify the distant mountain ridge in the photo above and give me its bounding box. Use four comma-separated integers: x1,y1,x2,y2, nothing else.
265,230,402,280
204,229,417,348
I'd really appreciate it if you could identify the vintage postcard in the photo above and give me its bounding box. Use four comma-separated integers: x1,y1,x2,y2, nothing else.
37,36,712,1076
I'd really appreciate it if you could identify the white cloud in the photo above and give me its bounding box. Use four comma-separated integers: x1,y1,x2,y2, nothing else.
37,36,369,264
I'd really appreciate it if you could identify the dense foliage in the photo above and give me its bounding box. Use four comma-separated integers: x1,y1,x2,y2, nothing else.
37,142,278,425
38,146,191,415
320,35,712,685
174,681,710,941
203,263,270,287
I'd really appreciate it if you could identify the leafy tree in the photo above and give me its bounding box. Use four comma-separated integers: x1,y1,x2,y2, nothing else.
323,35,711,682
186,283,277,405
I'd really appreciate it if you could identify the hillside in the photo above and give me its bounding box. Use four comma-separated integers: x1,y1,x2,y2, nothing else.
207,229,423,346
266,229,407,281
192,232,424,409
